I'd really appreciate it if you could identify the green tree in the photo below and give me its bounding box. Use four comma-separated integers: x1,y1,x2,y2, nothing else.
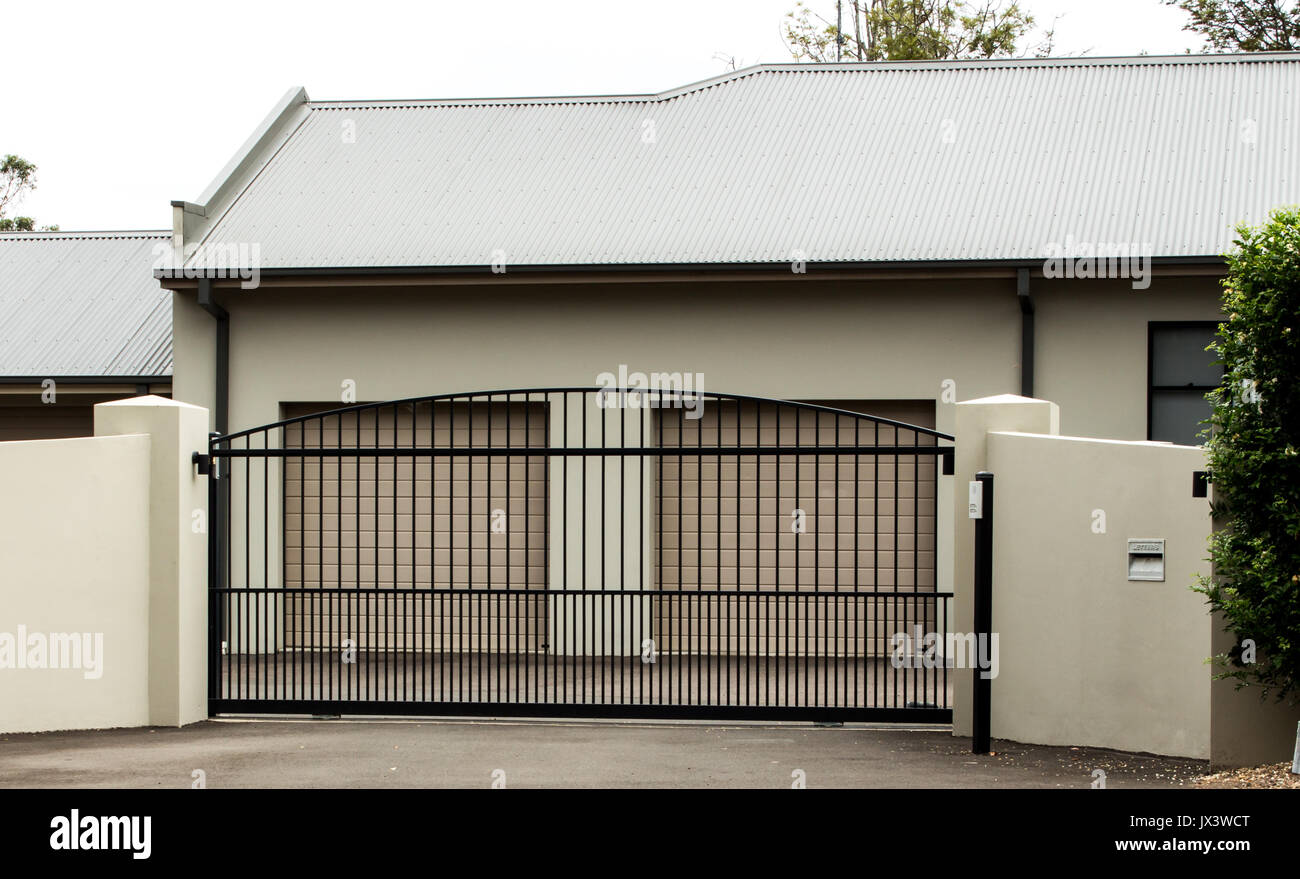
783,0,1049,62
1200,206,1300,703
0,154,57,232
1164,0,1300,51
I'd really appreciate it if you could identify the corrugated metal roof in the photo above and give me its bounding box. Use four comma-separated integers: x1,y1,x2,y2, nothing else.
0,231,173,377
190,53,1300,269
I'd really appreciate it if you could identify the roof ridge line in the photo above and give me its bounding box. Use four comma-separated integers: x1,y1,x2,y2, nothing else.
0,229,169,239
302,51,1300,109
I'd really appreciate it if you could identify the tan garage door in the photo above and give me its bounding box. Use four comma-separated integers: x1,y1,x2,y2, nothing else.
283,400,548,651
655,400,938,657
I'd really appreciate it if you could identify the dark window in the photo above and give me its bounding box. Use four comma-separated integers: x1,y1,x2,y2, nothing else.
1148,322,1221,445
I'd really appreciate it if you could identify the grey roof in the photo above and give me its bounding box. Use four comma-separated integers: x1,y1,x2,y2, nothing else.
0,231,172,377
181,53,1300,270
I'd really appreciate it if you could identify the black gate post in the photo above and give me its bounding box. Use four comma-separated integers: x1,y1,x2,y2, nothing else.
972,471,994,754
207,431,223,710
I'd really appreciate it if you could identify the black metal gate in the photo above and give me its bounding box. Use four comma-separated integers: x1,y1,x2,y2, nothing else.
208,389,955,721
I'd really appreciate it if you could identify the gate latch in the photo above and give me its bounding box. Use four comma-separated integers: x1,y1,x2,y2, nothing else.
192,452,212,476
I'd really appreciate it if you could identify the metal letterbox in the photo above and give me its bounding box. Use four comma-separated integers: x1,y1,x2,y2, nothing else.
1127,538,1166,582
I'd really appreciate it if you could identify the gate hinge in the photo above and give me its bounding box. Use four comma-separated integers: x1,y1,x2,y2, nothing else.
193,452,212,476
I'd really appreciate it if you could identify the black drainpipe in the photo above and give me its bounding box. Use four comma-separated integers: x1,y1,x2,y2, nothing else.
197,278,229,434
1017,268,1034,398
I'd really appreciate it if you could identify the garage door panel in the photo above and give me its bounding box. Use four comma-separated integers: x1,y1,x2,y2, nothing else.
283,593,548,652
283,401,547,650
655,401,939,656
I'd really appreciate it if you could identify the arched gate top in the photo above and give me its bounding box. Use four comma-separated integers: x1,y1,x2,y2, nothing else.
214,387,955,444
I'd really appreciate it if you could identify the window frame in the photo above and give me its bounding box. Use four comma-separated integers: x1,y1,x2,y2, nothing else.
1146,320,1222,443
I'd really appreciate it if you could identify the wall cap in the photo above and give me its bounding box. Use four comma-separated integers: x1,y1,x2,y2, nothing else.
958,394,1051,406
990,430,1206,450
96,394,207,413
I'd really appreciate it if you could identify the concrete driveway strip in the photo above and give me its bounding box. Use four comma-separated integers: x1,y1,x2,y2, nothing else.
0,719,1207,789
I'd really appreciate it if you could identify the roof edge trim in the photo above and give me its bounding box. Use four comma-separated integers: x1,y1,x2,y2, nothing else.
0,375,173,384
0,229,169,240
192,86,310,210
153,254,1228,281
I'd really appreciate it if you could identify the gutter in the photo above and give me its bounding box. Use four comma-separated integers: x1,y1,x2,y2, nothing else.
197,278,229,434
0,375,171,384
1017,268,1034,398
154,254,1228,284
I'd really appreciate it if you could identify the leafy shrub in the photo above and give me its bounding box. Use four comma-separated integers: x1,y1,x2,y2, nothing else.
1199,206,1300,702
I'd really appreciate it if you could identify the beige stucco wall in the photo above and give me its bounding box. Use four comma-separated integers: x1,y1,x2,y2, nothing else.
1205,477,1300,767
0,397,210,735
1034,274,1224,440
95,396,210,727
951,395,1059,736
174,272,1226,443
171,272,1225,671
985,430,1212,759
175,278,1024,431
173,278,1022,437
548,399,653,655
0,434,152,733
173,277,1024,608
1209,610,1300,768
173,290,217,421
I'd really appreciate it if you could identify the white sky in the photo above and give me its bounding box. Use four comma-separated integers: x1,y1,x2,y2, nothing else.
3,0,1205,231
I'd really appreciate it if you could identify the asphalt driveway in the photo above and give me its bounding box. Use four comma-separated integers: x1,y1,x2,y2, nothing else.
0,718,1210,789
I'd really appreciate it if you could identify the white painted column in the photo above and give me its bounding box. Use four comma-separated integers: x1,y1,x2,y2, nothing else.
950,394,1059,736
547,391,653,656
95,395,210,726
